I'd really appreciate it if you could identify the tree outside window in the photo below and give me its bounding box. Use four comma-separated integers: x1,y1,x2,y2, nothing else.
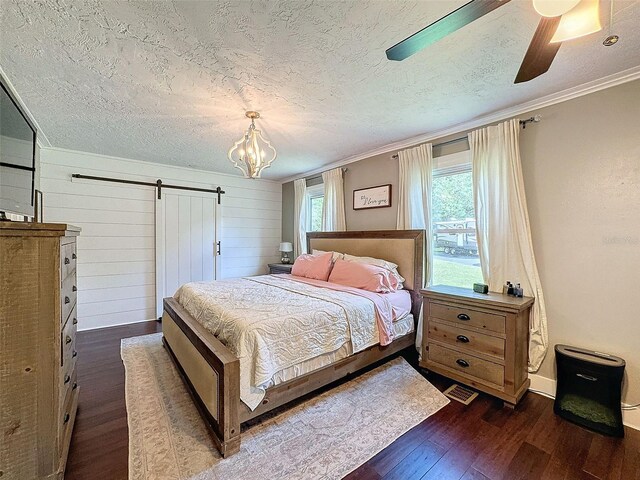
310,196,323,232
432,169,483,288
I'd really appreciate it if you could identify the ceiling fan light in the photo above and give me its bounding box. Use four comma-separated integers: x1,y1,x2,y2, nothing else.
550,0,602,43
532,0,581,17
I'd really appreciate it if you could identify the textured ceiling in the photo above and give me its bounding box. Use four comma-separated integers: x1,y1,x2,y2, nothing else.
1,0,639,180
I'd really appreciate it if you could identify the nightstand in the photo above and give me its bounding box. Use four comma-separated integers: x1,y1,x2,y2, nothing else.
420,285,534,407
268,263,293,274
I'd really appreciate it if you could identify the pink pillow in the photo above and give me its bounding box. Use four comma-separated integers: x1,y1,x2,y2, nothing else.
291,251,334,281
328,259,399,293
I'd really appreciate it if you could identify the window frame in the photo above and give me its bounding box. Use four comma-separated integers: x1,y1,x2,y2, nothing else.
431,151,483,287
433,149,472,178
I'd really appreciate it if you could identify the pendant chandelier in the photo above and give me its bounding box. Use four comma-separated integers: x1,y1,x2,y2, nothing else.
227,111,277,179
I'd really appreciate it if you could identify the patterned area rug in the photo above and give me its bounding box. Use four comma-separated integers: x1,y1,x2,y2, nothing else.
122,333,449,480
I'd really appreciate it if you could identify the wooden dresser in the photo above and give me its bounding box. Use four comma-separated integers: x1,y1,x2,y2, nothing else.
420,285,534,407
0,222,81,479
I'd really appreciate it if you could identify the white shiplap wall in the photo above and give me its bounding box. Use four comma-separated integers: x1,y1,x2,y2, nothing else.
40,147,281,331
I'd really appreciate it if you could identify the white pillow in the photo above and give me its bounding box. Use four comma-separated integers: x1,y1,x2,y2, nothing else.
312,249,344,262
342,253,406,286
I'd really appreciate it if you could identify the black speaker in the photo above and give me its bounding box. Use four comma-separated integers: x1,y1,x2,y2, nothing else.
554,344,625,437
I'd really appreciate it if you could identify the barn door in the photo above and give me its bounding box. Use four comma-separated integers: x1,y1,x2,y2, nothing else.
155,190,221,317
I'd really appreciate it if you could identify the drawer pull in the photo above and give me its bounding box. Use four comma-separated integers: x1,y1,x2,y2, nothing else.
64,296,70,304
576,373,598,382
65,335,72,345
72,382,78,390
457,313,470,321
64,374,71,384
72,350,78,358
72,253,77,260
73,317,78,325
456,335,470,343
456,359,470,368
63,413,70,424
64,257,70,265
72,285,77,292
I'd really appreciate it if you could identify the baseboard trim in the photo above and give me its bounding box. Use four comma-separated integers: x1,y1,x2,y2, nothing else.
77,317,157,332
528,373,640,432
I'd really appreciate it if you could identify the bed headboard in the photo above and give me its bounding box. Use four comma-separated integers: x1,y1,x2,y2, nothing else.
307,230,425,318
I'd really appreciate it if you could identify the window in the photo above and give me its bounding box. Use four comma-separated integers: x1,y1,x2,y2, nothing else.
431,151,483,288
306,184,324,232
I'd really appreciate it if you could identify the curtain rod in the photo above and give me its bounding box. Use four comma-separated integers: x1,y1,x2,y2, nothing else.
391,116,542,159
391,137,467,159
304,167,348,183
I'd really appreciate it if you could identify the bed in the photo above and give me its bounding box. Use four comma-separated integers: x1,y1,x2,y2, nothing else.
161,229,425,457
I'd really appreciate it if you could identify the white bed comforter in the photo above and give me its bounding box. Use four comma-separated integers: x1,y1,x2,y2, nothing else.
174,275,383,410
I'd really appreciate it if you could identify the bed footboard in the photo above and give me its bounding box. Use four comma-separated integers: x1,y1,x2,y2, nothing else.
162,297,241,457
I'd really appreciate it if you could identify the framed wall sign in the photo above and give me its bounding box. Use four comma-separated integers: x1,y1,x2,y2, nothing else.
353,184,392,210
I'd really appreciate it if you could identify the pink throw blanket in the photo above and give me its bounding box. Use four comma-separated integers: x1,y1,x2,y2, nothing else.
281,274,400,346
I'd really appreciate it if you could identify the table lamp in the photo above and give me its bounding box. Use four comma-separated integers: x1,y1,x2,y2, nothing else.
279,242,293,264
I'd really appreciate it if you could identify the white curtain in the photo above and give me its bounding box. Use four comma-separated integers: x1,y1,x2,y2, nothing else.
396,143,433,359
469,118,548,371
293,179,307,257
322,168,346,231
396,143,433,287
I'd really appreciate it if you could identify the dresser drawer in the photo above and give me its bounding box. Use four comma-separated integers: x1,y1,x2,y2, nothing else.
59,365,78,410
429,302,505,334
428,322,505,360
60,241,77,282
428,343,504,388
61,305,77,367
61,273,77,324
60,353,77,394
58,377,79,456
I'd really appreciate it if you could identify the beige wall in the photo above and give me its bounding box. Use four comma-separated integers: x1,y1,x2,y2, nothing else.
344,152,399,231
519,80,640,405
281,79,640,406
282,152,401,239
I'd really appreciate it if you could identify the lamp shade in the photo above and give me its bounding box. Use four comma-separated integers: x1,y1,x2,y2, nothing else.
279,242,293,252
532,0,580,17
551,0,602,43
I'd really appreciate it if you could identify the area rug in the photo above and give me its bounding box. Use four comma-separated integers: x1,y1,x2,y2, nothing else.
122,333,449,480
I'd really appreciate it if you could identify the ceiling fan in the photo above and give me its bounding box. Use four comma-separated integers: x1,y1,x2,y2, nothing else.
385,0,604,83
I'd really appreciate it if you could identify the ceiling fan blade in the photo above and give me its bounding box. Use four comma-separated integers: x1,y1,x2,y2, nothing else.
386,0,512,61
514,16,562,83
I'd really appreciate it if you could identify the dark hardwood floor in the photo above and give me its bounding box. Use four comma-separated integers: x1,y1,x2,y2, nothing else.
66,321,640,480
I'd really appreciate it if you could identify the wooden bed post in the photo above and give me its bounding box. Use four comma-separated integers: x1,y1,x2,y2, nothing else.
162,298,241,457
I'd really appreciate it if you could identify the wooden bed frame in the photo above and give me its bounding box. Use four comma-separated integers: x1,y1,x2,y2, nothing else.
161,229,425,457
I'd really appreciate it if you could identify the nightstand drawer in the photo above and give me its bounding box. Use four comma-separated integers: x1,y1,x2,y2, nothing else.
428,322,505,360
268,263,293,274
429,302,505,334
428,343,504,388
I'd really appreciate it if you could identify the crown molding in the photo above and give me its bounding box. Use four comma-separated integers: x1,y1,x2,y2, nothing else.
0,64,52,148
280,66,640,184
